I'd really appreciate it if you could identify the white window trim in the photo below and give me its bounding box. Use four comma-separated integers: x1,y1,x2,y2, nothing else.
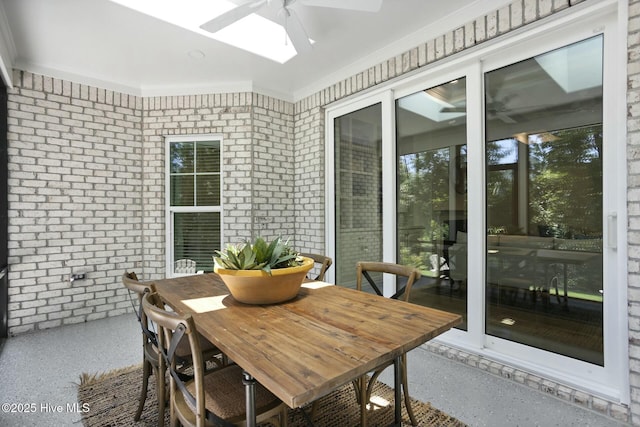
325,0,628,404
165,134,224,277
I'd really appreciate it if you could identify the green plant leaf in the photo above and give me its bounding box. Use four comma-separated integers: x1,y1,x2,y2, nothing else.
213,236,302,273
269,241,284,265
253,237,269,263
240,244,256,269
227,247,243,268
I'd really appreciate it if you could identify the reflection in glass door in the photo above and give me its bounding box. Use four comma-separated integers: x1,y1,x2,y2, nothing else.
396,79,468,329
485,36,604,365
334,104,383,288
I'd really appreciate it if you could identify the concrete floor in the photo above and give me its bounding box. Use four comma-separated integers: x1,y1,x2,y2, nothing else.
0,314,629,427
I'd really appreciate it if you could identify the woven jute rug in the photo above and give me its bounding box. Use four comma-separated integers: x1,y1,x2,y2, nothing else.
77,364,465,427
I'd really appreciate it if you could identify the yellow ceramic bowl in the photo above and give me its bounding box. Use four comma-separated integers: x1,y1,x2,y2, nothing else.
214,256,314,304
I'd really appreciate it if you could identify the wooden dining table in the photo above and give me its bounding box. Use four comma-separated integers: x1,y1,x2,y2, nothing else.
153,273,462,427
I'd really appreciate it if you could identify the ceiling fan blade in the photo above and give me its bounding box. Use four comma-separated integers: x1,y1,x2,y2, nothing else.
495,112,517,124
200,0,265,33
285,9,312,54
299,0,383,12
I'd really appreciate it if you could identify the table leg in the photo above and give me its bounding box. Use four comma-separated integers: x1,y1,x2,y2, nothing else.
243,370,256,427
394,356,402,426
359,376,367,427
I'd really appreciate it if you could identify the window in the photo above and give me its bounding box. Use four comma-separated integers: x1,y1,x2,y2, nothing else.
166,135,222,276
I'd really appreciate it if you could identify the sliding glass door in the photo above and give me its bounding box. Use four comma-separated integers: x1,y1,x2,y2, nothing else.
396,79,468,329
334,103,383,288
485,36,604,365
328,8,624,400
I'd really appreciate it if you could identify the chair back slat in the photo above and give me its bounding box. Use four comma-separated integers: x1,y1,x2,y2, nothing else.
122,272,158,344
300,253,333,281
175,259,197,274
356,261,421,301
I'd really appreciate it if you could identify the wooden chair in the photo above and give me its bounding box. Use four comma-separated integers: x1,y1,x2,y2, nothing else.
141,290,288,427
354,261,421,426
175,258,200,275
122,272,224,426
122,271,165,424
299,253,332,281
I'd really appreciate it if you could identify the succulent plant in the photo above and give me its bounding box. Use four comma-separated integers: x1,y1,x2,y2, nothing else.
213,236,303,275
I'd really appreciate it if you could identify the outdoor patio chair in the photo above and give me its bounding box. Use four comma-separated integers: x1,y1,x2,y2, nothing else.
175,258,203,275
122,272,225,426
299,252,332,281
141,290,288,427
122,271,166,424
354,261,421,426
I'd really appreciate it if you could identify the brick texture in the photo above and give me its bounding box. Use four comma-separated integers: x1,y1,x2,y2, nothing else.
7,81,297,332
6,71,143,333
630,0,640,423
4,0,634,424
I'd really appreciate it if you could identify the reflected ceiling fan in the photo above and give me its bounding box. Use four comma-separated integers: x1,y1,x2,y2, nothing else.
199,0,383,54
440,94,520,123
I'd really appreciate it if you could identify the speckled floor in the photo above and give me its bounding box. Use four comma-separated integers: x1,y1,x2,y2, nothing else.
0,314,628,426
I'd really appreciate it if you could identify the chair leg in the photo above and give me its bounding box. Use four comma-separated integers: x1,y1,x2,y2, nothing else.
170,405,178,427
135,359,151,421
157,364,166,427
363,358,418,427
401,354,418,426
169,383,178,427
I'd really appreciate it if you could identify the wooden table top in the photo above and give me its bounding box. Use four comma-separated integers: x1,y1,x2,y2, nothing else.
153,274,462,409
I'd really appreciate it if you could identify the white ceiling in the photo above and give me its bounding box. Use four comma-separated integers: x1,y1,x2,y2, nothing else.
0,0,510,102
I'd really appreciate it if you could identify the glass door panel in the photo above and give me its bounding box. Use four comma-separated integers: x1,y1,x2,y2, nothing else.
396,78,468,329
334,103,383,289
485,36,604,365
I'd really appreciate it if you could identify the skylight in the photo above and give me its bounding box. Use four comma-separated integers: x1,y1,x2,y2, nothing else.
397,91,466,123
109,0,300,63
534,36,603,94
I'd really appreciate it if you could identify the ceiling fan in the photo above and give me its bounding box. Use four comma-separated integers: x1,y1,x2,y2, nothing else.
199,0,383,54
440,93,520,123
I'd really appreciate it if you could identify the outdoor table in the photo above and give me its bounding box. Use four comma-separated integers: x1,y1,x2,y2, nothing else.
154,273,461,427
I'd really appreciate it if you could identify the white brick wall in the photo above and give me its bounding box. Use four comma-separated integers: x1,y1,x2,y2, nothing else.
294,106,324,254
141,93,255,278
250,94,296,245
6,77,297,330
141,92,296,281
629,0,640,424
6,70,143,334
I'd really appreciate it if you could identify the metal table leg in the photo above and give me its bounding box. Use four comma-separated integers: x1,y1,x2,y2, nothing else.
360,375,368,427
243,370,257,427
394,356,402,426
